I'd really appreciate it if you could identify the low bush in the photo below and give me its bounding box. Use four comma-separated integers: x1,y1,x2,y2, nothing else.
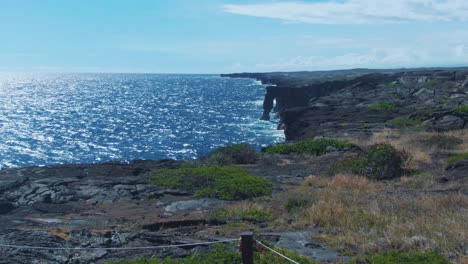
264,139,353,155
213,202,273,222
453,105,468,113
108,244,316,264
387,117,421,128
368,102,396,111
384,82,401,89
419,134,463,149
331,143,408,180
352,251,450,264
285,197,309,214
203,144,258,165
447,153,468,163
150,166,271,200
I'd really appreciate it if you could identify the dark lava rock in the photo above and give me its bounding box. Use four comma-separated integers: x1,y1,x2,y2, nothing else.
0,202,14,214
33,202,79,214
445,158,468,186
433,115,465,131
224,68,468,140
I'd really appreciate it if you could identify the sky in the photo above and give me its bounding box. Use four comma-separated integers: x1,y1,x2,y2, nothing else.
1,0,468,73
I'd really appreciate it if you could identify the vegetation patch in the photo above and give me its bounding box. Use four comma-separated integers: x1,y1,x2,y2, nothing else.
330,143,408,180
108,244,316,264
384,82,401,89
419,134,463,150
387,117,421,129
203,144,258,165
264,139,353,155
352,251,450,264
213,202,273,222
285,197,310,214
453,104,468,113
368,102,396,111
150,166,271,200
447,153,468,163
281,181,467,260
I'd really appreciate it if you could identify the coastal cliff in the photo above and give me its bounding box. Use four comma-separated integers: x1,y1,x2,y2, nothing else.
223,68,468,140
0,68,466,263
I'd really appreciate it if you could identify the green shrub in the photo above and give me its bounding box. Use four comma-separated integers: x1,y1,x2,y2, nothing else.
108,244,316,264
420,134,463,149
352,251,450,264
453,105,468,113
331,143,408,180
213,206,273,222
150,166,271,200
384,82,401,89
447,153,468,163
264,139,353,155
285,198,309,214
203,144,258,165
368,102,396,111
387,117,421,128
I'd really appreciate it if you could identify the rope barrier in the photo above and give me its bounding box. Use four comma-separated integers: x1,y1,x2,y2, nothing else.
0,238,238,251
256,240,300,264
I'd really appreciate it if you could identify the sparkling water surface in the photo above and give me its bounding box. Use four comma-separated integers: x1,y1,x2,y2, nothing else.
0,73,283,169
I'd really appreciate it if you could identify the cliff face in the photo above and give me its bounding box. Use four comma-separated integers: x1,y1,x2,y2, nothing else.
223,68,468,140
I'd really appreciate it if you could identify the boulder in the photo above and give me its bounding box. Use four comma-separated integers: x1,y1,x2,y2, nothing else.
413,88,434,100
432,115,465,131
165,199,224,213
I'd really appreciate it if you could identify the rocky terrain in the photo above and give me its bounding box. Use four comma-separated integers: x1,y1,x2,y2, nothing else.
223,68,468,140
0,155,353,263
1,67,467,263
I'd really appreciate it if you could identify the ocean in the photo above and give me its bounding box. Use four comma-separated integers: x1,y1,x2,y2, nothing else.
0,73,284,169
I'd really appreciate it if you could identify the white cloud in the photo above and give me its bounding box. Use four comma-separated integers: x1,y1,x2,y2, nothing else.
223,0,468,24
250,31,468,71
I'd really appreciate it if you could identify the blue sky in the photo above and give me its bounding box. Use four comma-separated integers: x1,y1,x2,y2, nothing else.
1,0,467,73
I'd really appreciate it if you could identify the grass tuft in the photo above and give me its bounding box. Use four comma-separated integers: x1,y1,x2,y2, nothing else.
453,105,468,113
213,202,273,222
368,102,396,111
203,144,258,165
108,244,316,264
387,117,421,129
264,139,353,155
447,153,468,163
419,134,463,150
352,251,450,264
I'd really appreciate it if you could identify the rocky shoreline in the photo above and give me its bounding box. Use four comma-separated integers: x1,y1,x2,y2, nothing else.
0,154,353,263
223,67,468,140
1,67,467,263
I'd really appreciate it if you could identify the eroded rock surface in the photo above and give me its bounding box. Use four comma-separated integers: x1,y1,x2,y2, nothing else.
224,68,468,140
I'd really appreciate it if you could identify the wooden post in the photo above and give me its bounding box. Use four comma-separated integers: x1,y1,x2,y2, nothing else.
241,231,254,264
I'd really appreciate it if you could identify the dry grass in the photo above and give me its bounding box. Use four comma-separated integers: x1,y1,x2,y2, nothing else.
49,228,72,240
445,130,468,154
273,130,468,261
212,201,273,223
398,173,437,189
343,129,468,168
272,175,467,261
456,255,468,264
305,173,381,191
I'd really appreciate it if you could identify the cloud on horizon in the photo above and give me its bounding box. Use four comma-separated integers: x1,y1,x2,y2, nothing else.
223,0,468,24
249,30,468,72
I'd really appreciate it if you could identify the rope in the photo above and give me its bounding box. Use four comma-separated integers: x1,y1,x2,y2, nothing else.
256,240,300,264
0,238,238,251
